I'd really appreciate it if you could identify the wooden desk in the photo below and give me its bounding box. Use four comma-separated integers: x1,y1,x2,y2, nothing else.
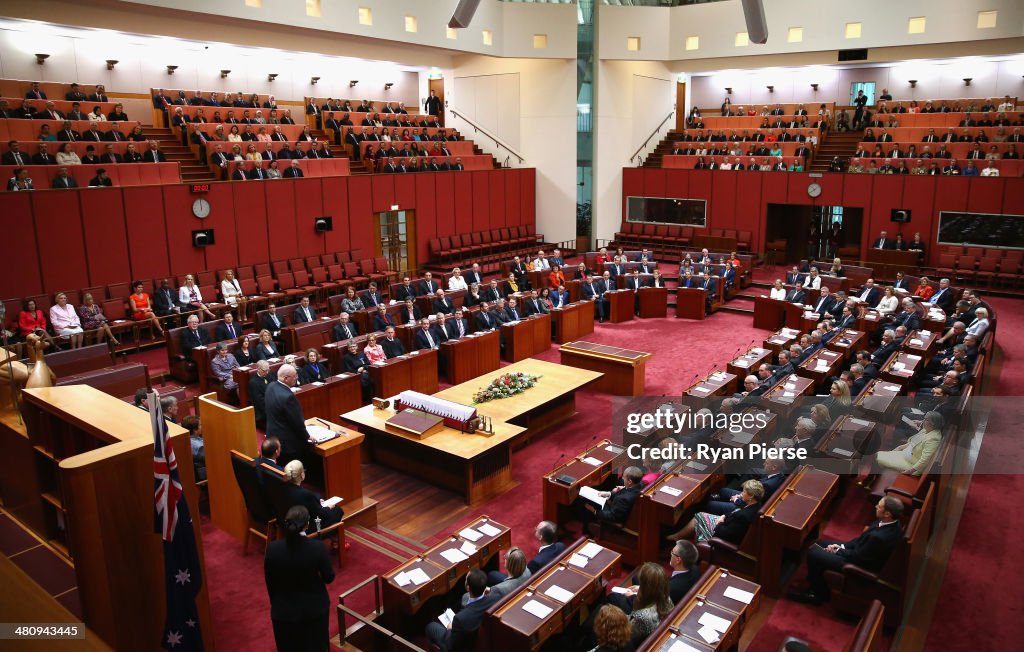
559,341,650,396
714,409,777,449
815,414,882,467
761,375,814,418
763,328,800,357
753,295,787,330
639,286,669,318
853,378,903,422
864,249,919,280
797,349,844,387
381,516,510,622
675,287,706,320
342,360,600,503
783,302,808,330
281,316,336,353
551,302,595,344
543,439,626,523
294,375,363,424
758,466,839,595
685,371,737,399
306,417,376,526
726,347,773,380
441,330,501,384
367,348,439,398
482,538,621,652
501,314,552,363
637,469,724,563
858,309,883,335
903,329,938,364
637,566,760,652
606,289,635,323
880,351,923,389
826,329,865,362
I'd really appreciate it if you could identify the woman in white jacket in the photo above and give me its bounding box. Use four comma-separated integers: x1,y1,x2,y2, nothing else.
876,411,944,475
179,274,216,322
876,286,899,316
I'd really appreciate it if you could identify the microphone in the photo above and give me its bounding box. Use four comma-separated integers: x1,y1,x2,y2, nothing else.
550,452,566,471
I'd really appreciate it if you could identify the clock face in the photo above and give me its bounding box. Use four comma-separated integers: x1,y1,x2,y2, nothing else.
192,198,211,219
807,183,822,198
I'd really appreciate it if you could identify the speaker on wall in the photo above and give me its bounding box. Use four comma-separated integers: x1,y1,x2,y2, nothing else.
741,0,768,44
314,217,333,233
448,0,481,29
192,229,215,247
891,209,912,223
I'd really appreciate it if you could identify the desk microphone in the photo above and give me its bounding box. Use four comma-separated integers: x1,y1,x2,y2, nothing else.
550,452,566,471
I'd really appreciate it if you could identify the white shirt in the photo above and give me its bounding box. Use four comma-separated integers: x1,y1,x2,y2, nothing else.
980,167,1000,177
221,278,243,303
804,275,821,290
877,295,899,315
447,275,468,291
179,285,203,304
966,318,989,337
533,257,551,271
770,287,786,300
719,163,733,170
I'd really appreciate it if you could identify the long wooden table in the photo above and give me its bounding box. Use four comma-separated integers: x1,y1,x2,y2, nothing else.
551,301,595,344
341,359,601,504
797,349,844,387
559,341,650,396
864,248,920,281
726,346,773,380
761,375,815,418
853,378,903,422
637,465,726,563
685,370,737,399
501,313,552,362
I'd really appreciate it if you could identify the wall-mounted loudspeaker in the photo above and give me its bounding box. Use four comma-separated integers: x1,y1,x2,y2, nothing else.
314,217,333,233
741,0,768,44
890,209,912,223
448,0,481,29
192,229,215,247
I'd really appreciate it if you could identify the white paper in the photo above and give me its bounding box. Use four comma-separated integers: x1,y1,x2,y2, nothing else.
578,486,607,508
439,548,468,564
568,553,589,568
909,339,923,346
605,445,623,454
438,608,454,628
734,360,749,367
237,365,250,372
459,528,483,542
477,523,501,537
393,571,411,587
906,354,921,361
723,586,755,604
698,612,731,633
885,384,901,392
697,625,721,644
832,448,854,457
321,496,343,508
522,599,553,619
731,431,754,444
581,456,602,467
579,542,603,558
691,386,711,395
543,585,574,603
610,586,633,595
668,640,702,652
688,461,708,472
783,391,795,398
459,541,477,556
893,362,904,370
659,485,683,497
849,418,872,427
306,425,336,443
405,567,430,586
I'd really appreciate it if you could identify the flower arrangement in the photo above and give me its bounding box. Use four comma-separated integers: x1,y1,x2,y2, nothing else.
473,372,541,404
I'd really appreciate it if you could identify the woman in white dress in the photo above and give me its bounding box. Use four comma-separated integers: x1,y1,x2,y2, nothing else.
220,269,249,320
770,279,786,300
876,286,899,316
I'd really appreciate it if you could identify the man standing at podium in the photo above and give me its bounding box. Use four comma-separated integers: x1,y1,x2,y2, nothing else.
265,364,309,468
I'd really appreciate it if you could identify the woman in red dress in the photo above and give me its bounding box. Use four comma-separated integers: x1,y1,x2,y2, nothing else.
128,281,165,335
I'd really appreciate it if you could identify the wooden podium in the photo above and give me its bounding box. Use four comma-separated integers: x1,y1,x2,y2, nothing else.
674,287,706,320
638,286,668,318
753,295,787,330
559,341,650,395
552,302,594,344
501,314,552,362
606,289,635,323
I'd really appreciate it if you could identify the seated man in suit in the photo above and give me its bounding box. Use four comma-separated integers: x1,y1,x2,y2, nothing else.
927,278,956,314
419,272,439,296
414,318,440,350
180,315,211,362
424,569,499,652
854,278,880,307
394,276,418,301
788,497,905,604
380,326,406,358
810,288,835,316
292,296,317,323
446,309,470,339
260,303,286,340
331,312,359,342
580,274,606,322
573,466,644,526
361,283,384,309
890,298,921,331
525,521,566,575
214,311,242,342
432,289,455,315
399,297,422,325
253,435,283,472
475,302,499,331
522,290,548,316
372,304,396,332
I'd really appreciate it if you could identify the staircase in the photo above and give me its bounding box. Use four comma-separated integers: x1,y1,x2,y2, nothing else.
141,127,216,182
809,130,863,173
308,129,371,175
643,131,679,168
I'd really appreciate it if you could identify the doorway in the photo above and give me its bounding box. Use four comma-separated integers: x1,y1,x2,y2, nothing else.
428,78,445,125
676,80,687,131
766,204,863,265
375,210,416,275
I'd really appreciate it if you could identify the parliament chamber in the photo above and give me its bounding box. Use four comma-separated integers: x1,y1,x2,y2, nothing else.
0,1,1022,651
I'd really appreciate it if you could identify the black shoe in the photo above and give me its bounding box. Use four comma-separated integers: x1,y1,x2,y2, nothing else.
786,590,826,605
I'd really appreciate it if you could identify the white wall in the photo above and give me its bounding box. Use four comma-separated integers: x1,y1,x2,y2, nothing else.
689,58,1024,108
592,59,675,244
447,55,577,245
598,0,1024,61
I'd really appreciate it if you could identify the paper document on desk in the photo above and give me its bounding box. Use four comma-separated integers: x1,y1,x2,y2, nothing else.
393,571,411,587
698,611,731,633
543,585,574,603
477,523,501,537
522,599,553,619
321,496,343,509
405,567,431,586
723,586,755,604
438,608,454,628
697,625,720,644
459,541,477,556
568,553,589,568
579,541,604,558
306,425,336,443
731,432,755,445
439,548,468,564
459,527,483,542
578,486,607,509
581,456,602,466
668,640,702,652
659,485,683,497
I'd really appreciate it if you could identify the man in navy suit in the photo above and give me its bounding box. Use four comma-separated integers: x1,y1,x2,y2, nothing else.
475,302,498,330
331,313,359,342
361,283,384,309
927,278,955,314
424,569,500,652
419,272,439,296
414,319,439,350
551,286,570,308
788,497,904,604
380,327,406,358
446,309,470,339
855,279,880,307
372,304,395,332
580,274,606,322
526,521,566,574
292,296,317,323
811,288,835,316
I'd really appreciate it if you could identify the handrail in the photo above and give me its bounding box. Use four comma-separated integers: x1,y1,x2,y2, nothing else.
447,106,525,165
631,110,675,165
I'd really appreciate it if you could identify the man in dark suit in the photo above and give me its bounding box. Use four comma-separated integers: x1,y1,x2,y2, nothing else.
254,436,283,472
424,569,499,652
892,271,910,291
372,304,396,332
870,330,899,366
265,364,309,467
503,298,523,322
394,277,418,301
143,142,167,163
292,296,317,323
574,466,644,525
855,279,880,307
380,327,406,358
446,309,470,339
56,121,80,142
31,144,55,166
2,141,28,166
811,288,834,316
927,278,955,314
264,504,336,652
419,272,439,296
331,313,358,342
475,303,499,331
414,319,439,350
871,231,895,250
261,303,286,339
361,283,384,309
482,279,502,303
231,165,249,181
526,521,566,574
283,160,304,178
180,315,210,362
786,282,806,304
522,291,548,316
463,264,484,287
52,167,78,189
432,290,455,315
248,362,277,430
214,312,242,341
668,541,700,603
580,274,606,322
248,161,268,180
788,497,904,604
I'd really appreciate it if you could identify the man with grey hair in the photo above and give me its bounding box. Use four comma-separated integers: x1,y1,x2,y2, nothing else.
160,395,179,424
248,359,275,429
574,466,644,525
789,495,905,605
265,363,309,467
848,363,867,395
871,329,898,365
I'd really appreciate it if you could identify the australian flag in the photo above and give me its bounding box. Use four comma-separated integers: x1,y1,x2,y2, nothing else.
150,392,205,651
